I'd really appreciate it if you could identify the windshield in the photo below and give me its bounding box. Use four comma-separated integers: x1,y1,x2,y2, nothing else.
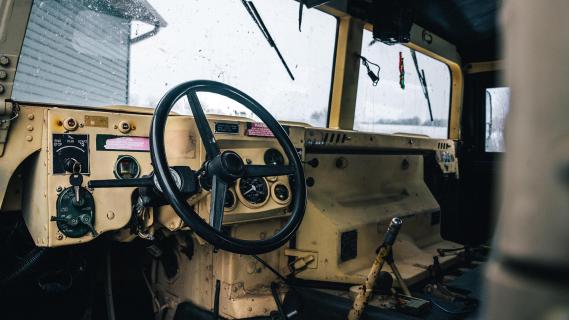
353,30,451,138
12,0,337,127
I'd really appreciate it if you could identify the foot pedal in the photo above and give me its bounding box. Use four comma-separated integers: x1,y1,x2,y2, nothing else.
396,294,431,316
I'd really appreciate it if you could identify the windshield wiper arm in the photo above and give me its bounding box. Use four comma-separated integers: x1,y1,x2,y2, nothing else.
241,0,295,80
410,49,433,122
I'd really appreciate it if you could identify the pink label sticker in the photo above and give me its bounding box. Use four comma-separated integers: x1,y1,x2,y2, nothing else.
245,122,274,137
104,136,150,151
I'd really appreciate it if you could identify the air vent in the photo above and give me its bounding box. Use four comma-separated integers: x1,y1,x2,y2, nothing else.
319,132,350,145
437,142,451,150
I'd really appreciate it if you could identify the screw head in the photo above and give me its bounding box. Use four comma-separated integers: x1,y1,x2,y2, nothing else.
0,70,7,79
56,186,63,192
0,56,9,66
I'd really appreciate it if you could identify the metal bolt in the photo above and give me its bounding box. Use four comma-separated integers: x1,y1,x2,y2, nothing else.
27,114,34,120
25,135,33,141
56,186,63,192
26,125,33,131
107,211,115,220
56,234,64,240
0,56,9,66
0,70,7,80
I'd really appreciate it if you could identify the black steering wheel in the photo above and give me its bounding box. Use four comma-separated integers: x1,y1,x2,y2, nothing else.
150,80,307,254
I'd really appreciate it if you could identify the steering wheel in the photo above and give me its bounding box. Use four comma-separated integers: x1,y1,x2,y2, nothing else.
150,80,306,254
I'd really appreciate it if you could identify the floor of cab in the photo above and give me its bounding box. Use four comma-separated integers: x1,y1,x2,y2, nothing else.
174,260,484,320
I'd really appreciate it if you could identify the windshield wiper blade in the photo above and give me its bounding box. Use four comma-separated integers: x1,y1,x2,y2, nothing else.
241,0,295,80
410,49,433,122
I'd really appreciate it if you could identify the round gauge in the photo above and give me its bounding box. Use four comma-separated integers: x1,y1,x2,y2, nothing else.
271,183,291,205
114,155,140,179
224,189,237,211
264,148,285,166
237,177,269,208
153,168,182,192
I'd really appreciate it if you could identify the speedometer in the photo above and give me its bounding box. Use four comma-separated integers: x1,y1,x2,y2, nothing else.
237,177,269,208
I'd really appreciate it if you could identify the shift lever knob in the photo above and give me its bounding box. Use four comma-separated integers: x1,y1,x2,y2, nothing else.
383,217,403,246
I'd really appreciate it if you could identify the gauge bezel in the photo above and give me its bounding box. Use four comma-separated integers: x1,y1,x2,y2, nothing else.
113,155,141,179
264,148,285,166
224,188,238,212
236,177,270,209
271,182,291,205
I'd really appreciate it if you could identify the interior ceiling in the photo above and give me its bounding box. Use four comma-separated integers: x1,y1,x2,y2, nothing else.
347,0,499,62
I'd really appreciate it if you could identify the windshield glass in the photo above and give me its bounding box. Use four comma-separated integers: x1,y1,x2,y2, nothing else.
12,0,337,127
353,30,451,138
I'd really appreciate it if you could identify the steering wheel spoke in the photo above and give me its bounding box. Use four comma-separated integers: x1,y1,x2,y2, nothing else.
244,165,294,177
209,175,227,231
187,90,220,159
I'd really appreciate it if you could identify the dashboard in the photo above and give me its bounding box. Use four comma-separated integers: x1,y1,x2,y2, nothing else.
15,106,304,247
2,104,458,248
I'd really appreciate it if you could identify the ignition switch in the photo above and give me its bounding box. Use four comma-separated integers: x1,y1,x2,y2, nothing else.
52,169,96,238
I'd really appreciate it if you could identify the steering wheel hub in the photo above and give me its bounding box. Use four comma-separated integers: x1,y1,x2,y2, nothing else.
207,151,245,182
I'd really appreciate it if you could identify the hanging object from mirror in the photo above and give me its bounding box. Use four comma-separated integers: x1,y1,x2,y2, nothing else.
357,54,380,86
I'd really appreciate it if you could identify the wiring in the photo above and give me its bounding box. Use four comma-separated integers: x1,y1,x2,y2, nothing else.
356,54,381,86
431,298,479,316
253,254,288,283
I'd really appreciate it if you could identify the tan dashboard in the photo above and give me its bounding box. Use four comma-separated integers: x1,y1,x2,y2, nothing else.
1,104,458,249
6,105,303,247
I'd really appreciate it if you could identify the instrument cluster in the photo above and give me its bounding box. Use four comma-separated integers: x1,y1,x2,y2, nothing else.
224,148,291,212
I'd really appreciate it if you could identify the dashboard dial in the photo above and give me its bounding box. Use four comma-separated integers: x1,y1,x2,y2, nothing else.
114,155,140,179
237,177,269,208
224,189,237,211
52,134,89,174
271,183,291,205
264,148,285,166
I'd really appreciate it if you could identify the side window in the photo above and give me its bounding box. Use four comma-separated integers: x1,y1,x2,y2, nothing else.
353,30,451,138
485,87,511,152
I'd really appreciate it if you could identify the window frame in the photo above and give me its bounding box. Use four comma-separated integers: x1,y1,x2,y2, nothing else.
352,31,453,138
326,19,463,139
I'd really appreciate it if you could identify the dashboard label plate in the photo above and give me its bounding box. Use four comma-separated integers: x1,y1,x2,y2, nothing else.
96,135,150,152
84,115,108,128
214,122,239,134
245,122,290,137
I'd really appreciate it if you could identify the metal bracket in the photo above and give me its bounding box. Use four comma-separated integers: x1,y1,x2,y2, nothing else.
0,100,17,156
284,248,318,270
